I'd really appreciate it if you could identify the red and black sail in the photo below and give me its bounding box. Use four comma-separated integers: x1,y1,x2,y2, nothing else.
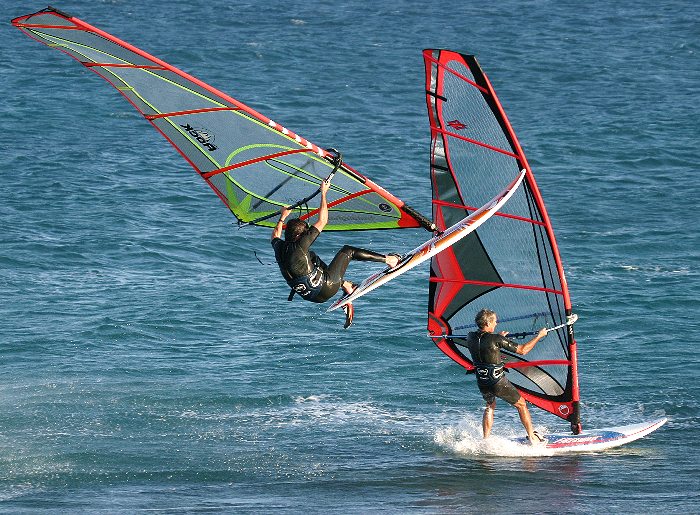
424,50,581,432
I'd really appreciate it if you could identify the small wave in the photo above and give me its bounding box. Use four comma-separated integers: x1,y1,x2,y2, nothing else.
293,394,330,404
269,396,412,431
0,483,41,502
619,264,691,276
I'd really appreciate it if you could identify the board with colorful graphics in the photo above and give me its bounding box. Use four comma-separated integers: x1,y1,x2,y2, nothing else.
509,418,667,453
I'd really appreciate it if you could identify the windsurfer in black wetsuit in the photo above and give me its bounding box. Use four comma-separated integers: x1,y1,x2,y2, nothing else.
271,180,399,328
465,308,548,445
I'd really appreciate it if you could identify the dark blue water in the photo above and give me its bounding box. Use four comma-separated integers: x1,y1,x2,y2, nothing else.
2,0,698,512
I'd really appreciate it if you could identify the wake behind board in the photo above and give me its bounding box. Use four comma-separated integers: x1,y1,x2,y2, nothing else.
328,170,526,312
510,418,667,453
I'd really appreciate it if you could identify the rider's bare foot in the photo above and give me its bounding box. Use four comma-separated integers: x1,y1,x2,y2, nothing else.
342,281,357,295
385,253,401,268
527,431,547,446
342,302,354,329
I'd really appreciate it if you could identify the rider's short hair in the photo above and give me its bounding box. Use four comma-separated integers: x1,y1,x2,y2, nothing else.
285,218,308,241
475,309,497,330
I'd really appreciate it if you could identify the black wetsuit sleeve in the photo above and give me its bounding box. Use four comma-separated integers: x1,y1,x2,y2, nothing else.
271,237,291,279
296,226,320,252
496,335,518,353
271,238,284,261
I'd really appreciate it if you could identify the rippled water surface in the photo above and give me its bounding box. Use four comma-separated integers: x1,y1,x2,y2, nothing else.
1,0,698,512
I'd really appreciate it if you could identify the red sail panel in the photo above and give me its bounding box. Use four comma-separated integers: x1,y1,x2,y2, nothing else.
424,49,580,430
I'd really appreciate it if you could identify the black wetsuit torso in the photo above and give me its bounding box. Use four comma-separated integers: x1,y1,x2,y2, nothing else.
465,331,518,386
272,226,387,304
272,226,326,302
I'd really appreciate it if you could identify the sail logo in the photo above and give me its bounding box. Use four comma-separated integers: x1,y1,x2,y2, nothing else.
180,124,218,152
447,119,467,131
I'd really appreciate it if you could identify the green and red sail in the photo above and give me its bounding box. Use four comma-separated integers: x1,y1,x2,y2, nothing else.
12,7,433,232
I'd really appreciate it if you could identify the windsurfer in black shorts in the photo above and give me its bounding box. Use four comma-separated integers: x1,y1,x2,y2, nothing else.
271,180,399,328
465,308,548,445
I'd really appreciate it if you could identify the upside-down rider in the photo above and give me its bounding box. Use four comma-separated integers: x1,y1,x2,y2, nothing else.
465,308,548,445
271,179,400,328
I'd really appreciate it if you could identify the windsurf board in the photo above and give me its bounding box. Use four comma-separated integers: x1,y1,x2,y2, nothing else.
328,170,526,312
510,418,667,453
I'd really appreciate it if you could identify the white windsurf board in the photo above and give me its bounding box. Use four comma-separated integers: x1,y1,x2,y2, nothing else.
328,170,526,312
510,418,667,453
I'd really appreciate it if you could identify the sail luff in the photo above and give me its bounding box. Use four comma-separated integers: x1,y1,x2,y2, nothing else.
475,61,574,312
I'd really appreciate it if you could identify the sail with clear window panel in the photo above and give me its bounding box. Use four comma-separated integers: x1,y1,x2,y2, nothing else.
424,49,581,432
12,7,434,232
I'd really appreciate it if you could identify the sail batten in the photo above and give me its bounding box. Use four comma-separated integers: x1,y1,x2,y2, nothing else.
145,108,238,120
429,278,564,295
431,127,520,159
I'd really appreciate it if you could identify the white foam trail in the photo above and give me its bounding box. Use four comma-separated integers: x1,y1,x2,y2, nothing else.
434,415,555,457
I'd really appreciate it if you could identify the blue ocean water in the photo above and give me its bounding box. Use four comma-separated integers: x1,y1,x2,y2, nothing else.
1,0,698,512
